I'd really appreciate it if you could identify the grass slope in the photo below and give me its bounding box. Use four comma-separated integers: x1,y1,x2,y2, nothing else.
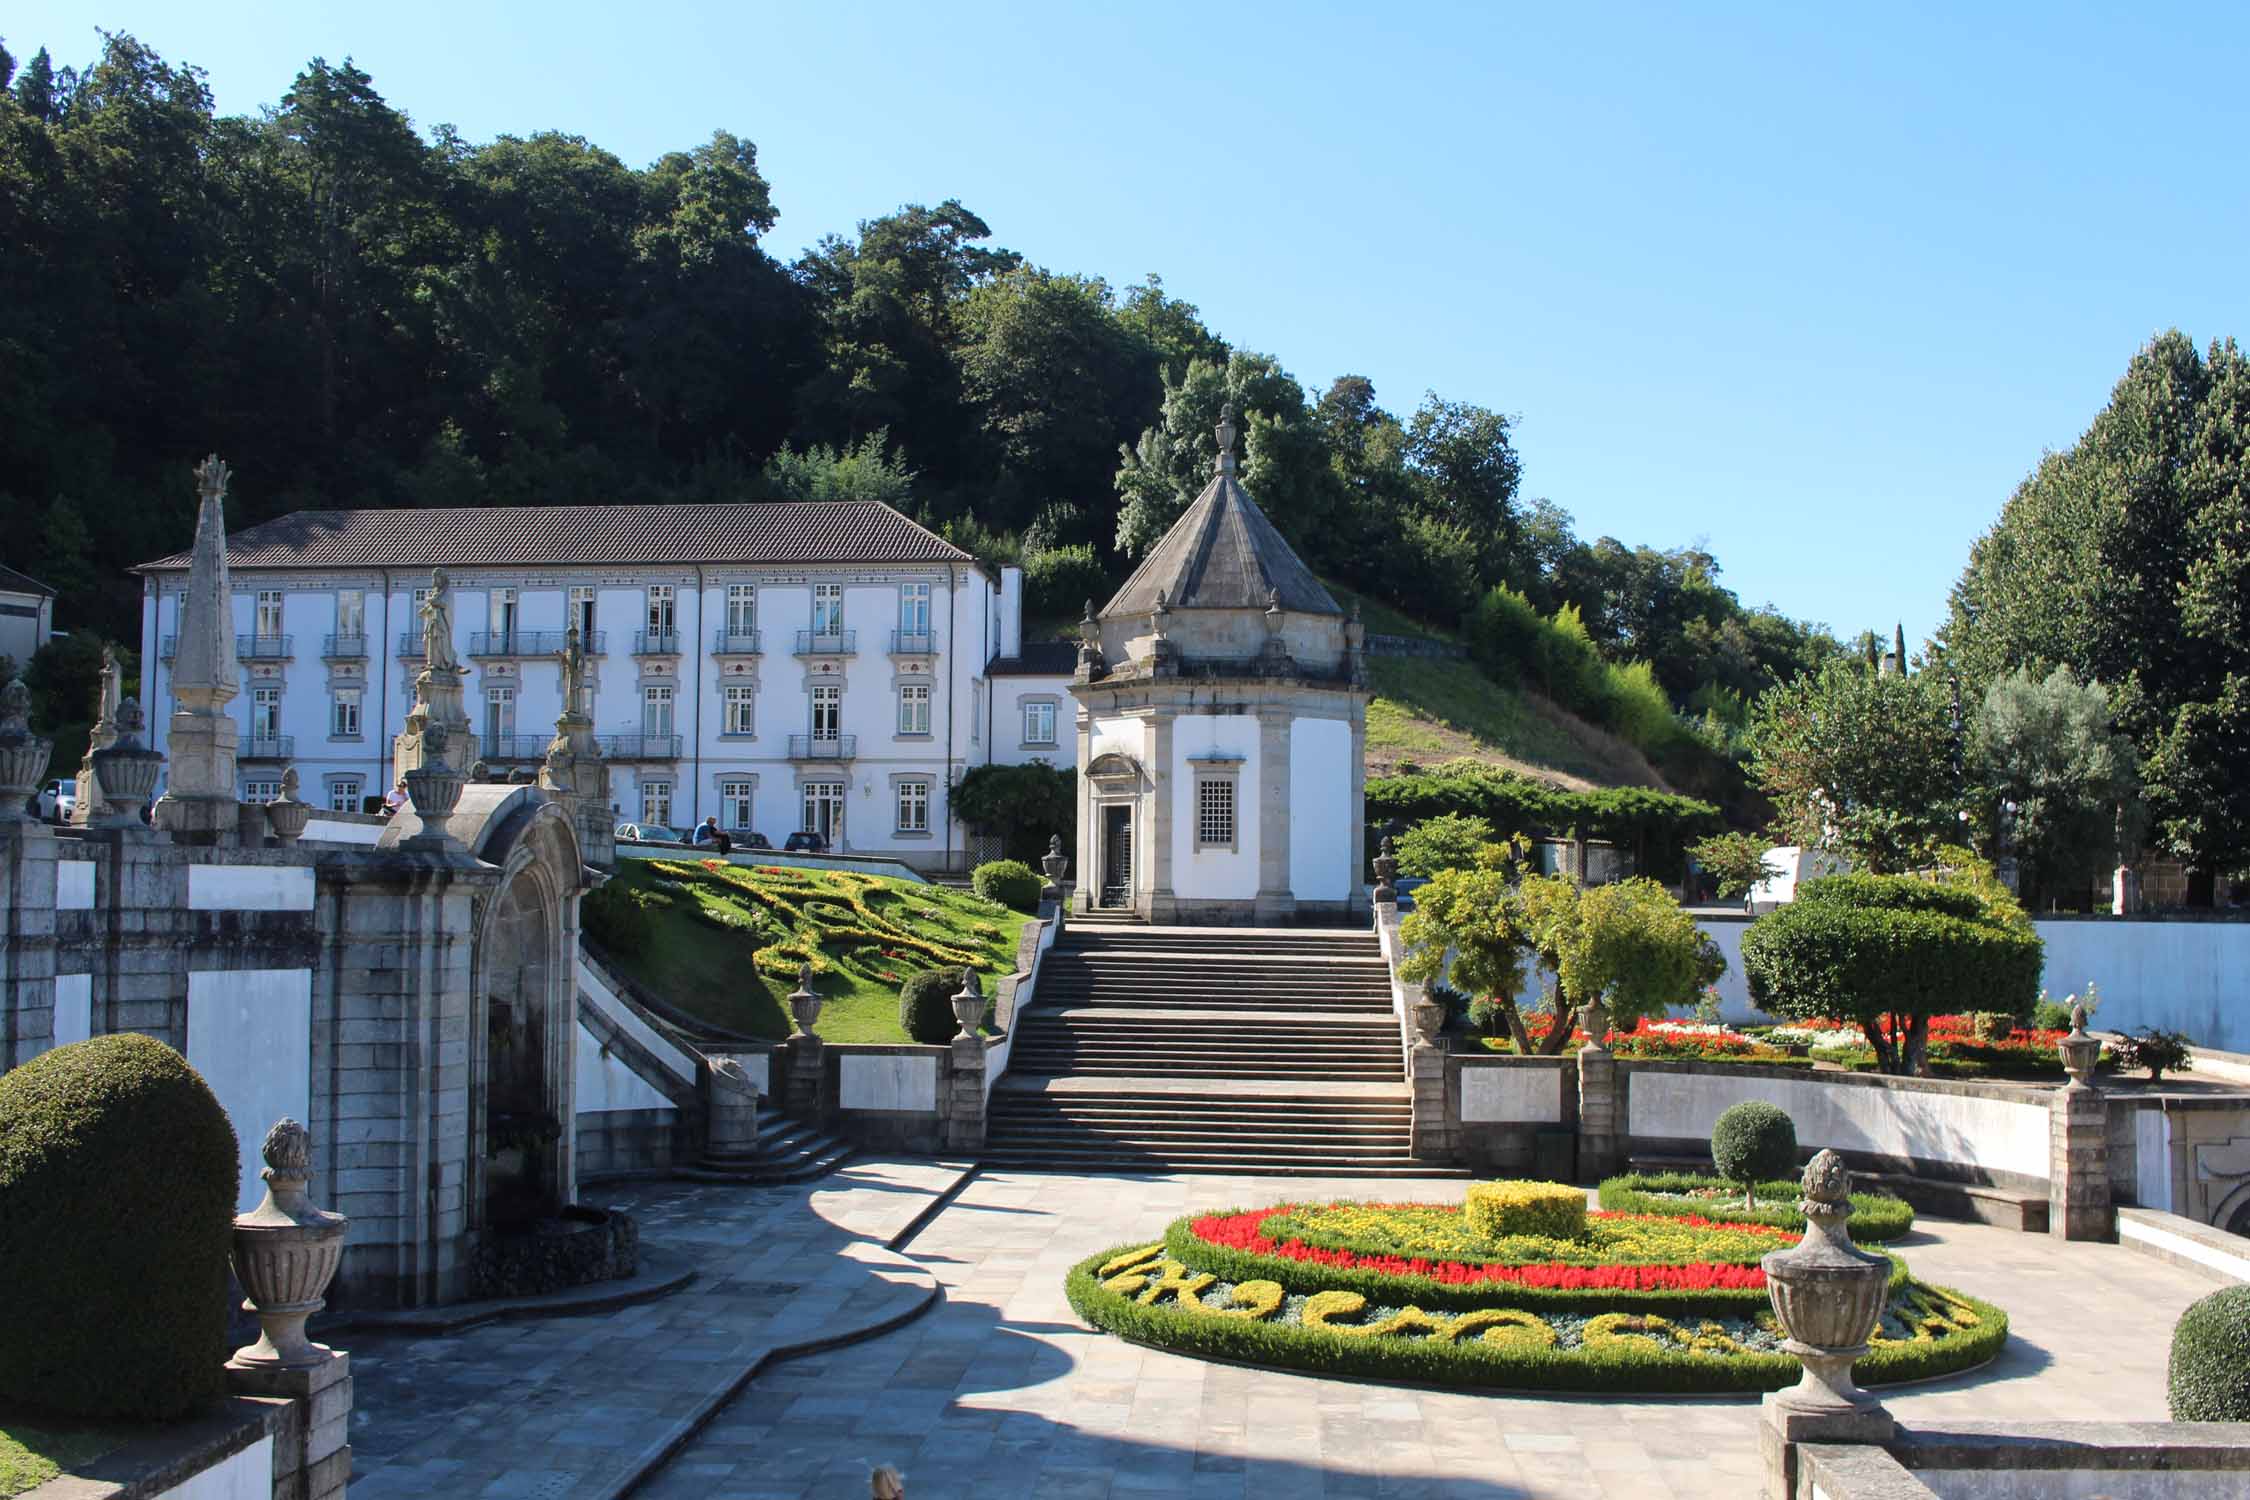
603,858,1031,1044
1,1418,129,1497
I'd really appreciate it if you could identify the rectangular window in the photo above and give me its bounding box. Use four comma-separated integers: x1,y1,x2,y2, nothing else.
646,585,676,636
810,683,841,740
812,583,843,635
643,685,675,737
720,778,756,830
255,589,284,638
899,583,931,635
491,586,517,643
485,686,516,747
726,584,757,634
336,589,364,637
331,688,362,739
641,780,673,827
251,686,281,740
897,683,930,735
1196,777,1237,850
243,779,281,804
328,778,362,814
896,779,930,834
569,586,597,639
723,683,755,736
1023,700,1056,745
802,780,845,842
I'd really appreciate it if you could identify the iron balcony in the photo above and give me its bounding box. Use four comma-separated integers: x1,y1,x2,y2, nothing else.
786,733,857,761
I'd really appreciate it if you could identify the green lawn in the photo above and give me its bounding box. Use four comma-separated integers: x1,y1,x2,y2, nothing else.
1,1416,130,1497
599,859,1032,1043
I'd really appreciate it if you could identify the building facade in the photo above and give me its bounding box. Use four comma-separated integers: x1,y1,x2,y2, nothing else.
135,504,1070,872
0,563,56,668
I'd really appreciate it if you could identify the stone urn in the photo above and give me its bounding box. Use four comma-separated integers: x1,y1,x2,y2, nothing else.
404,726,465,844
229,1118,350,1370
788,963,824,1036
1762,1150,1891,1415
1040,835,1068,904
1576,999,1611,1052
0,678,52,822
2058,1003,2101,1087
264,767,312,844
1410,990,1445,1041
952,968,989,1035
89,699,163,825
1372,836,1399,906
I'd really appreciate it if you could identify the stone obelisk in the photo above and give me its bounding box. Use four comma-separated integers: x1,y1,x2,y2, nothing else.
154,456,245,845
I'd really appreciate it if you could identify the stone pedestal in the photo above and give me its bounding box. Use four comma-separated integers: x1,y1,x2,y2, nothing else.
1408,1037,1450,1161
2050,1081,2112,1241
946,1034,987,1152
703,1056,761,1164
1576,1043,1621,1183
1759,1397,1895,1500
785,1033,826,1119
226,1351,352,1500
0,817,60,1070
155,707,243,844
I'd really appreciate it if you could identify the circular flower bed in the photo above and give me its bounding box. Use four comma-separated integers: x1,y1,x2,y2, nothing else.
1068,1188,2005,1394
1597,1174,1917,1243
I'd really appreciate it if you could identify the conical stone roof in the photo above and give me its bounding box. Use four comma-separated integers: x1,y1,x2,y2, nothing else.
1102,408,1341,620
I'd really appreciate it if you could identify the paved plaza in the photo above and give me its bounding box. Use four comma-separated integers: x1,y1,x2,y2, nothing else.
344,1163,2236,1499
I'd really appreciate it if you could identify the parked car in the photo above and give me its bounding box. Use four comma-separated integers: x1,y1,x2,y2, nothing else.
40,779,73,823
782,830,828,853
614,822,692,846
740,832,773,851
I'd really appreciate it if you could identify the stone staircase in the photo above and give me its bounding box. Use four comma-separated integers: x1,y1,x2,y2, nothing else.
675,1106,855,1186
986,924,1460,1176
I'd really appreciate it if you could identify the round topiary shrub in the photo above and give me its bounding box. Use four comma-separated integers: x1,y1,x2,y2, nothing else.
973,859,1042,913
899,966,969,1045
1464,1180,1588,1241
1711,1101,1798,1210
2170,1285,2250,1420
0,1032,239,1419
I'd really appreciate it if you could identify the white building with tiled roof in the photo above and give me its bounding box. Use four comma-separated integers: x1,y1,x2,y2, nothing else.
133,502,1071,869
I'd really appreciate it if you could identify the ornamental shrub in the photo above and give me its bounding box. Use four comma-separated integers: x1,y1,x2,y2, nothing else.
2112,1027,2194,1082
972,858,1042,913
1739,873,2043,1075
1465,1181,1588,1242
0,1032,239,1419
1710,1102,1797,1210
580,878,658,957
899,966,969,1044
2169,1285,2250,1420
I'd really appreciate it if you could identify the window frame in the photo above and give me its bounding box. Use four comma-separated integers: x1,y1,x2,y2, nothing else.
642,683,675,736
719,777,756,830
895,778,930,834
1194,771,1239,852
897,682,931,736
1022,699,1057,746
640,779,674,827
327,777,363,814
330,688,362,740
722,682,756,737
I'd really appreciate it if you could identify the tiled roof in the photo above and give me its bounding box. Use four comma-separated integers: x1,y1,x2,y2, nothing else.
1102,470,1339,619
136,502,974,572
988,641,1079,677
0,563,54,596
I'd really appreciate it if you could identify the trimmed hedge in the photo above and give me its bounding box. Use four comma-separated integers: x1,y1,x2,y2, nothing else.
971,859,1042,914
0,1033,239,1420
1597,1174,1915,1244
898,966,968,1045
1465,1181,1589,1242
1067,1245,2006,1395
1711,1102,1797,1206
2169,1285,2250,1421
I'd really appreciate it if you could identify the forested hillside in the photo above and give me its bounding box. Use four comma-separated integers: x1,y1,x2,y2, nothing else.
0,31,1854,813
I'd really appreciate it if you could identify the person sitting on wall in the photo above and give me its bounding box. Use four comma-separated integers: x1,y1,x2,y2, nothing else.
694,815,733,856
383,777,409,817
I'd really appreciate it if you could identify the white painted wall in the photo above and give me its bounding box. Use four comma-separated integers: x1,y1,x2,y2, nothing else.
838,1052,939,1112
185,968,314,1210
154,1435,273,1500
1460,1063,1564,1124
2036,919,2250,1053
574,955,698,1088
573,1021,677,1113
1171,713,1260,901
1288,717,1352,901
301,815,385,846
56,860,93,910
1626,1071,2052,1180
51,972,90,1049
1089,715,1143,765
2135,1108,2172,1212
187,865,316,912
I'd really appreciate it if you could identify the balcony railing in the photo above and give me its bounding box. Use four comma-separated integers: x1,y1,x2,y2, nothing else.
468,629,603,658
787,733,857,761
599,733,682,760
322,633,367,659
479,734,553,762
889,629,935,655
633,630,681,656
396,631,426,659
241,735,294,760
711,628,764,655
793,629,857,656
159,634,294,662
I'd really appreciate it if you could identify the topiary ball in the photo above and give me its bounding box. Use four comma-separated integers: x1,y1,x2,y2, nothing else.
2169,1284,2250,1420
972,859,1042,914
0,1032,239,1419
1712,1101,1798,1191
899,966,969,1045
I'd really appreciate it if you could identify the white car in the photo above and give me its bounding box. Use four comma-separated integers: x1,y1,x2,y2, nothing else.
39,779,73,822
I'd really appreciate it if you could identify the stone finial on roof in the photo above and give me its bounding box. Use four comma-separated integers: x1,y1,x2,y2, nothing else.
1215,402,1239,478
172,454,241,713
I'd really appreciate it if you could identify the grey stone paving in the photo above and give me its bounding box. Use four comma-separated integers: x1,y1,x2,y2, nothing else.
635,1171,2240,1500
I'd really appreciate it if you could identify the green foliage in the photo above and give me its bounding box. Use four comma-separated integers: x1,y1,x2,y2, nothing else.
951,763,1074,862
2169,1285,2250,1421
1367,763,1721,881
2031,982,2100,1032
2110,1027,2194,1081
1972,666,2141,907
1393,812,1496,876
971,858,1042,913
1021,543,1108,622
1709,1103,1797,1207
1598,1174,1914,1242
1464,1181,1588,1242
1690,831,1778,899
1519,875,1714,1036
1398,839,1538,1051
0,1033,238,1420
1739,874,2044,1075
759,432,917,507
580,878,662,957
1749,659,1962,872
898,966,969,1045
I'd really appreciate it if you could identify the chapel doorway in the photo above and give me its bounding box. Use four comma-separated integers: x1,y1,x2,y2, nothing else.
1100,804,1133,908
483,870,558,1230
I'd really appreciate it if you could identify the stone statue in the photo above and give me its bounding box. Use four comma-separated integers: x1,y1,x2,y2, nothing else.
94,646,121,738
555,626,588,721
1215,401,1239,474
419,569,460,675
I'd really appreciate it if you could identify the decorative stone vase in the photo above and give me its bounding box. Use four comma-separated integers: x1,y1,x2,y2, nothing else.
404,748,465,843
1411,992,1444,1041
1372,837,1399,906
1576,1000,1610,1052
952,969,989,1034
788,963,824,1036
0,678,52,822
1761,1150,1890,1414
1040,835,1068,902
229,1118,350,1370
2058,1003,2101,1087
88,699,162,825
264,767,311,844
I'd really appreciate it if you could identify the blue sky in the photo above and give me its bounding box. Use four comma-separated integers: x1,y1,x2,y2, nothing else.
14,2,2248,649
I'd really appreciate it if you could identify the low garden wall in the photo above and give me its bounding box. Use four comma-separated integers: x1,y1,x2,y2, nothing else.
1448,1055,1574,1175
